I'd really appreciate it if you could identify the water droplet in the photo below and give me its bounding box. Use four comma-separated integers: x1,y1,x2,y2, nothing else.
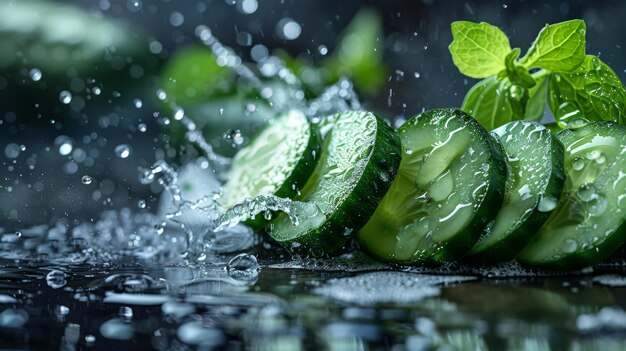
4,143,21,159
174,108,184,120
115,144,132,159
537,195,557,212
572,156,585,171
119,306,133,320
127,0,142,11
137,123,147,132
277,18,301,40
137,199,146,209
81,175,93,185
59,90,72,104
227,253,259,282
29,68,42,81
58,142,73,156
588,195,608,217
223,129,244,145
577,184,597,202
169,11,185,27
156,89,167,100
46,270,67,289
133,98,143,108
238,0,258,14
556,101,583,127
318,45,328,55
567,117,589,129
85,335,96,346
586,150,601,160
562,238,578,253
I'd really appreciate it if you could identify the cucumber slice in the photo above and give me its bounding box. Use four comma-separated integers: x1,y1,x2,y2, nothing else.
220,110,320,226
518,122,626,269
268,111,401,255
357,109,507,264
467,121,565,262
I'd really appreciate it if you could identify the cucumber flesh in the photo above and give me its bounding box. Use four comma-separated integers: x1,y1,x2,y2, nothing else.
220,110,320,225
357,109,507,264
467,121,565,262
269,111,401,255
517,122,626,269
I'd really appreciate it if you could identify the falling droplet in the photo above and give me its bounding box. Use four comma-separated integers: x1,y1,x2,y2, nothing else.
156,89,167,101
133,98,143,108
137,199,146,209
81,175,93,185
29,68,42,81
59,90,72,104
277,18,301,40
58,142,73,156
174,108,184,120
115,144,132,159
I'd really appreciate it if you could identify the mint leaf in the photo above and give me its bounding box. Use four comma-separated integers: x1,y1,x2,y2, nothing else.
519,20,586,72
462,76,517,129
449,21,512,78
548,55,626,127
525,71,548,121
504,48,536,89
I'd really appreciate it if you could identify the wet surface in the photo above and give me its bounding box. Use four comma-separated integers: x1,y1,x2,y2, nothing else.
2,244,626,350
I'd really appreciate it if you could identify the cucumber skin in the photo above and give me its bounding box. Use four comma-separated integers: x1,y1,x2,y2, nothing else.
430,111,509,263
270,115,402,256
517,122,626,269
245,121,322,229
467,129,566,262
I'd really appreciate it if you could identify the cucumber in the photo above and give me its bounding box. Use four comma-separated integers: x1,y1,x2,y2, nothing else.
268,111,401,255
220,110,320,226
518,122,626,269
357,108,507,264
467,121,565,262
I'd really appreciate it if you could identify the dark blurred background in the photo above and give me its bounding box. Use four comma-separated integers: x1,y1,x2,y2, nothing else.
1,0,625,230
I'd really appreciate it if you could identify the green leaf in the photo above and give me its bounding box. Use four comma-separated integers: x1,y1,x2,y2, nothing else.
449,21,512,78
525,71,549,121
325,8,386,96
519,20,586,72
159,46,236,107
462,76,518,130
504,48,536,89
548,55,626,127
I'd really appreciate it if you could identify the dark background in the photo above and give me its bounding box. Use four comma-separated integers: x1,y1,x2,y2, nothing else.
1,0,625,230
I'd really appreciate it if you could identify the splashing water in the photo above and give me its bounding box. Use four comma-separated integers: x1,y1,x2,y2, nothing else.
131,25,363,261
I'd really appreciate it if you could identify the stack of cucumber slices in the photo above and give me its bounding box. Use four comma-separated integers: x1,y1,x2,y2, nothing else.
221,108,626,269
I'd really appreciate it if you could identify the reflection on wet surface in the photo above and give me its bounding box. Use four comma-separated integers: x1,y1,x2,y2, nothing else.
2,246,626,350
